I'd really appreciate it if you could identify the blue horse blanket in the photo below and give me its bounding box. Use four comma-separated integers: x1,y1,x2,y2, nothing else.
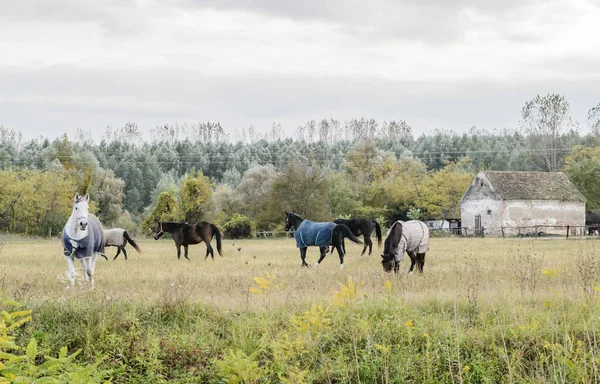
295,220,336,248
62,214,105,260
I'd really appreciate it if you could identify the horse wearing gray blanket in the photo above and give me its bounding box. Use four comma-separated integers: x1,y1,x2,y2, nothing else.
103,228,142,260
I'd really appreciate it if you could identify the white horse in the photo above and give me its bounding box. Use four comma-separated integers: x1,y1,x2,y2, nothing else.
61,193,106,287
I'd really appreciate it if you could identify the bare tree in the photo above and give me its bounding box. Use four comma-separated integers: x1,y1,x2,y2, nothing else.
270,122,284,141
588,103,600,139
520,94,575,171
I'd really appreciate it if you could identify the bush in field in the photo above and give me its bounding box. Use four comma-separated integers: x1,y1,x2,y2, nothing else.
223,213,257,239
0,297,111,383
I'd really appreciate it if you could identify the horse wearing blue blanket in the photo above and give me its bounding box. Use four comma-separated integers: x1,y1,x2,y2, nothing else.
284,212,363,269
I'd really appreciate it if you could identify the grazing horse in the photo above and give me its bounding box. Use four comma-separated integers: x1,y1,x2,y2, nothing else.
284,212,362,269
153,221,223,260
330,218,382,256
381,220,429,274
61,193,106,287
104,228,142,260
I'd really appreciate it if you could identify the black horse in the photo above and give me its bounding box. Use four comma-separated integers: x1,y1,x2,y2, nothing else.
284,212,362,269
381,220,429,274
153,221,223,260
330,218,382,256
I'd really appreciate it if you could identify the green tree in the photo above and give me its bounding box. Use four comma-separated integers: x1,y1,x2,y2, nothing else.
180,170,213,222
417,158,474,220
234,165,276,229
325,172,361,217
270,162,331,223
562,146,600,209
93,169,125,225
141,191,181,234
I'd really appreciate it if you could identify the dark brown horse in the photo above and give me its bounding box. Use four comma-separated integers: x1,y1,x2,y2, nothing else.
153,221,223,260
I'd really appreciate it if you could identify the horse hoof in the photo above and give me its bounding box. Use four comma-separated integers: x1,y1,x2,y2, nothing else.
313,263,319,269
340,264,344,270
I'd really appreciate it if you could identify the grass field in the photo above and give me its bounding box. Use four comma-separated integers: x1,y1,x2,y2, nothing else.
2,236,600,383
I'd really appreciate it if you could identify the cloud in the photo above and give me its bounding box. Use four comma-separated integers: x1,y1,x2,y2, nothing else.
0,65,598,141
0,0,598,141
0,0,145,36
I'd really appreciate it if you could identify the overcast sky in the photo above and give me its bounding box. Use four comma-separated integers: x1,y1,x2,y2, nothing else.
1,0,599,141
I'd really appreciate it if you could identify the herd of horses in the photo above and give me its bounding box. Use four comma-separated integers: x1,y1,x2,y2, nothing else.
61,194,430,287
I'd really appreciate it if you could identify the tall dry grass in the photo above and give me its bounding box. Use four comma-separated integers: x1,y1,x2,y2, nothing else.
1,236,599,382
1,236,596,308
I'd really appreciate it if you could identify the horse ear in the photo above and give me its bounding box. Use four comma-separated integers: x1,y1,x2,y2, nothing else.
284,211,288,216
74,193,80,201
85,193,90,202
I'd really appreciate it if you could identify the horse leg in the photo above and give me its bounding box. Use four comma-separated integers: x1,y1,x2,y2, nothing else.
314,246,328,269
65,256,76,286
417,252,426,273
184,245,190,261
89,254,98,287
361,236,372,256
80,258,93,287
176,244,182,260
300,247,310,267
408,252,416,274
335,243,345,269
122,246,128,260
113,247,121,260
207,244,215,260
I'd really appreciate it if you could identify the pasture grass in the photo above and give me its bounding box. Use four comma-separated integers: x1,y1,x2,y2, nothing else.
1,236,600,383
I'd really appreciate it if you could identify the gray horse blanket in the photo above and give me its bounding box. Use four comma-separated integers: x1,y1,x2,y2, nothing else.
295,220,336,248
62,214,105,260
392,220,429,262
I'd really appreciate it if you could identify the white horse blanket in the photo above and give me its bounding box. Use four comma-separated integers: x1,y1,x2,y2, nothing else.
390,220,429,262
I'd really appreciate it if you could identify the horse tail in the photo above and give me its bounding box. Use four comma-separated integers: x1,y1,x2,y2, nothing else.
211,223,224,256
337,224,363,245
373,219,382,248
123,231,142,254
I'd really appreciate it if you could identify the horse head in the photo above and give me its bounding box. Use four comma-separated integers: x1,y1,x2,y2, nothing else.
72,193,90,232
284,211,300,231
153,222,165,240
381,253,397,273
381,222,402,273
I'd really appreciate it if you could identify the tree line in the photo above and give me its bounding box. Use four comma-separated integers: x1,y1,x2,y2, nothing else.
0,94,599,237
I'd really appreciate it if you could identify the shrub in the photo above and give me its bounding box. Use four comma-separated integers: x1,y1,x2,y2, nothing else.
223,214,257,239
0,297,111,383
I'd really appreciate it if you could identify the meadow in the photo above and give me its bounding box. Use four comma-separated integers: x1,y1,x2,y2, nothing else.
1,236,600,383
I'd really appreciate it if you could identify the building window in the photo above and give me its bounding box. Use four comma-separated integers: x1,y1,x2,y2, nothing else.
487,209,492,215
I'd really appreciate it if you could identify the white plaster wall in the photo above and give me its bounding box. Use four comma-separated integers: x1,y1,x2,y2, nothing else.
461,198,503,235
462,199,585,236
502,200,585,228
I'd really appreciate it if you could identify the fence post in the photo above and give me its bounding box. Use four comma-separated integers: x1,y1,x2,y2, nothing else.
481,227,485,238
501,226,505,238
518,226,521,237
534,225,538,236
566,225,570,239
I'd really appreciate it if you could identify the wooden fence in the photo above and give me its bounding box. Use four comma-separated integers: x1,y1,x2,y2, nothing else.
256,225,593,239
433,225,589,238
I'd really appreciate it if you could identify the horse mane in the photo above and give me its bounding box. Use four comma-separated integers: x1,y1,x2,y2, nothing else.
383,221,402,257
